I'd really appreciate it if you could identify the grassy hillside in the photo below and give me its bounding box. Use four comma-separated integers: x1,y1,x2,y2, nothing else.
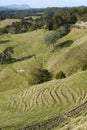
0,71,87,130
0,19,20,28
46,28,87,75
0,27,87,129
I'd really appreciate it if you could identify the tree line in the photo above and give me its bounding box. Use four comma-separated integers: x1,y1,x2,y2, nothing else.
0,7,87,34
0,9,77,34
0,9,44,20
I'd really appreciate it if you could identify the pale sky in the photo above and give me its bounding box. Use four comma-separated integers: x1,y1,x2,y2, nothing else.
0,0,87,8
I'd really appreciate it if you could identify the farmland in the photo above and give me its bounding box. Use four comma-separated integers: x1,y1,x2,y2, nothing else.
0,18,87,130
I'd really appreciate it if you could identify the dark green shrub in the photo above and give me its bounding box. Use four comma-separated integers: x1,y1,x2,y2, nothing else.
80,62,87,71
29,68,52,85
53,15,64,30
0,47,15,64
55,71,66,79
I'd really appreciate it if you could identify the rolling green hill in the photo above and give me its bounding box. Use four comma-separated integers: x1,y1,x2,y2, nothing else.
0,26,87,130
0,19,20,28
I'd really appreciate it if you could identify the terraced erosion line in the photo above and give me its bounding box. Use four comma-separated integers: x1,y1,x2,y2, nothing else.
20,100,87,130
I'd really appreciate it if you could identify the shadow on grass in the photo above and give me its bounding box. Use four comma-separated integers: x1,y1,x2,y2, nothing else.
0,40,10,44
11,54,36,64
15,54,36,62
0,54,36,65
55,40,73,50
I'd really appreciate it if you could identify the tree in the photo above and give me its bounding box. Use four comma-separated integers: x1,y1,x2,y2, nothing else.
56,25,70,37
44,32,57,51
65,10,77,24
80,61,87,71
45,18,53,30
43,25,70,52
0,47,14,64
0,53,5,64
29,68,52,85
53,15,64,30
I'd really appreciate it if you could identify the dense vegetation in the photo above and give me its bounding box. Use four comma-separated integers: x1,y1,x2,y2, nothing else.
0,11,72,34
0,17,45,34
0,9,44,20
0,7,87,35
29,68,52,85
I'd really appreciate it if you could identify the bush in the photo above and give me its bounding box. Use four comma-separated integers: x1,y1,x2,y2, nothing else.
0,47,15,64
80,61,87,71
55,71,66,79
29,68,52,85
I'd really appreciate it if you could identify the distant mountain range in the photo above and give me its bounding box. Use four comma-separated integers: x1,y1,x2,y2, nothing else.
0,4,31,10
0,5,86,11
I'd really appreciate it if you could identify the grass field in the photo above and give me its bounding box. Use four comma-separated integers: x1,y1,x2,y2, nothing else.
0,19,20,28
0,24,87,130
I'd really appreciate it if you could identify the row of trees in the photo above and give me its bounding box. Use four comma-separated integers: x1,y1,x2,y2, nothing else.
0,10,15,20
45,10,77,31
0,7,87,21
44,7,87,23
0,12,73,35
0,7,79,35
0,9,44,20
2,7,87,34
0,17,45,34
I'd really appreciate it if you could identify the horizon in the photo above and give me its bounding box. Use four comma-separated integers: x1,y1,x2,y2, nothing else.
0,0,87,8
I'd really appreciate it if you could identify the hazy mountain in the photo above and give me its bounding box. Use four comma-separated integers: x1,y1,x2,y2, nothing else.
0,4,31,10
0,7,7,10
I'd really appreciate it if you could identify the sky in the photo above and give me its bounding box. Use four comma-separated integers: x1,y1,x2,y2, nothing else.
0,0,87,8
